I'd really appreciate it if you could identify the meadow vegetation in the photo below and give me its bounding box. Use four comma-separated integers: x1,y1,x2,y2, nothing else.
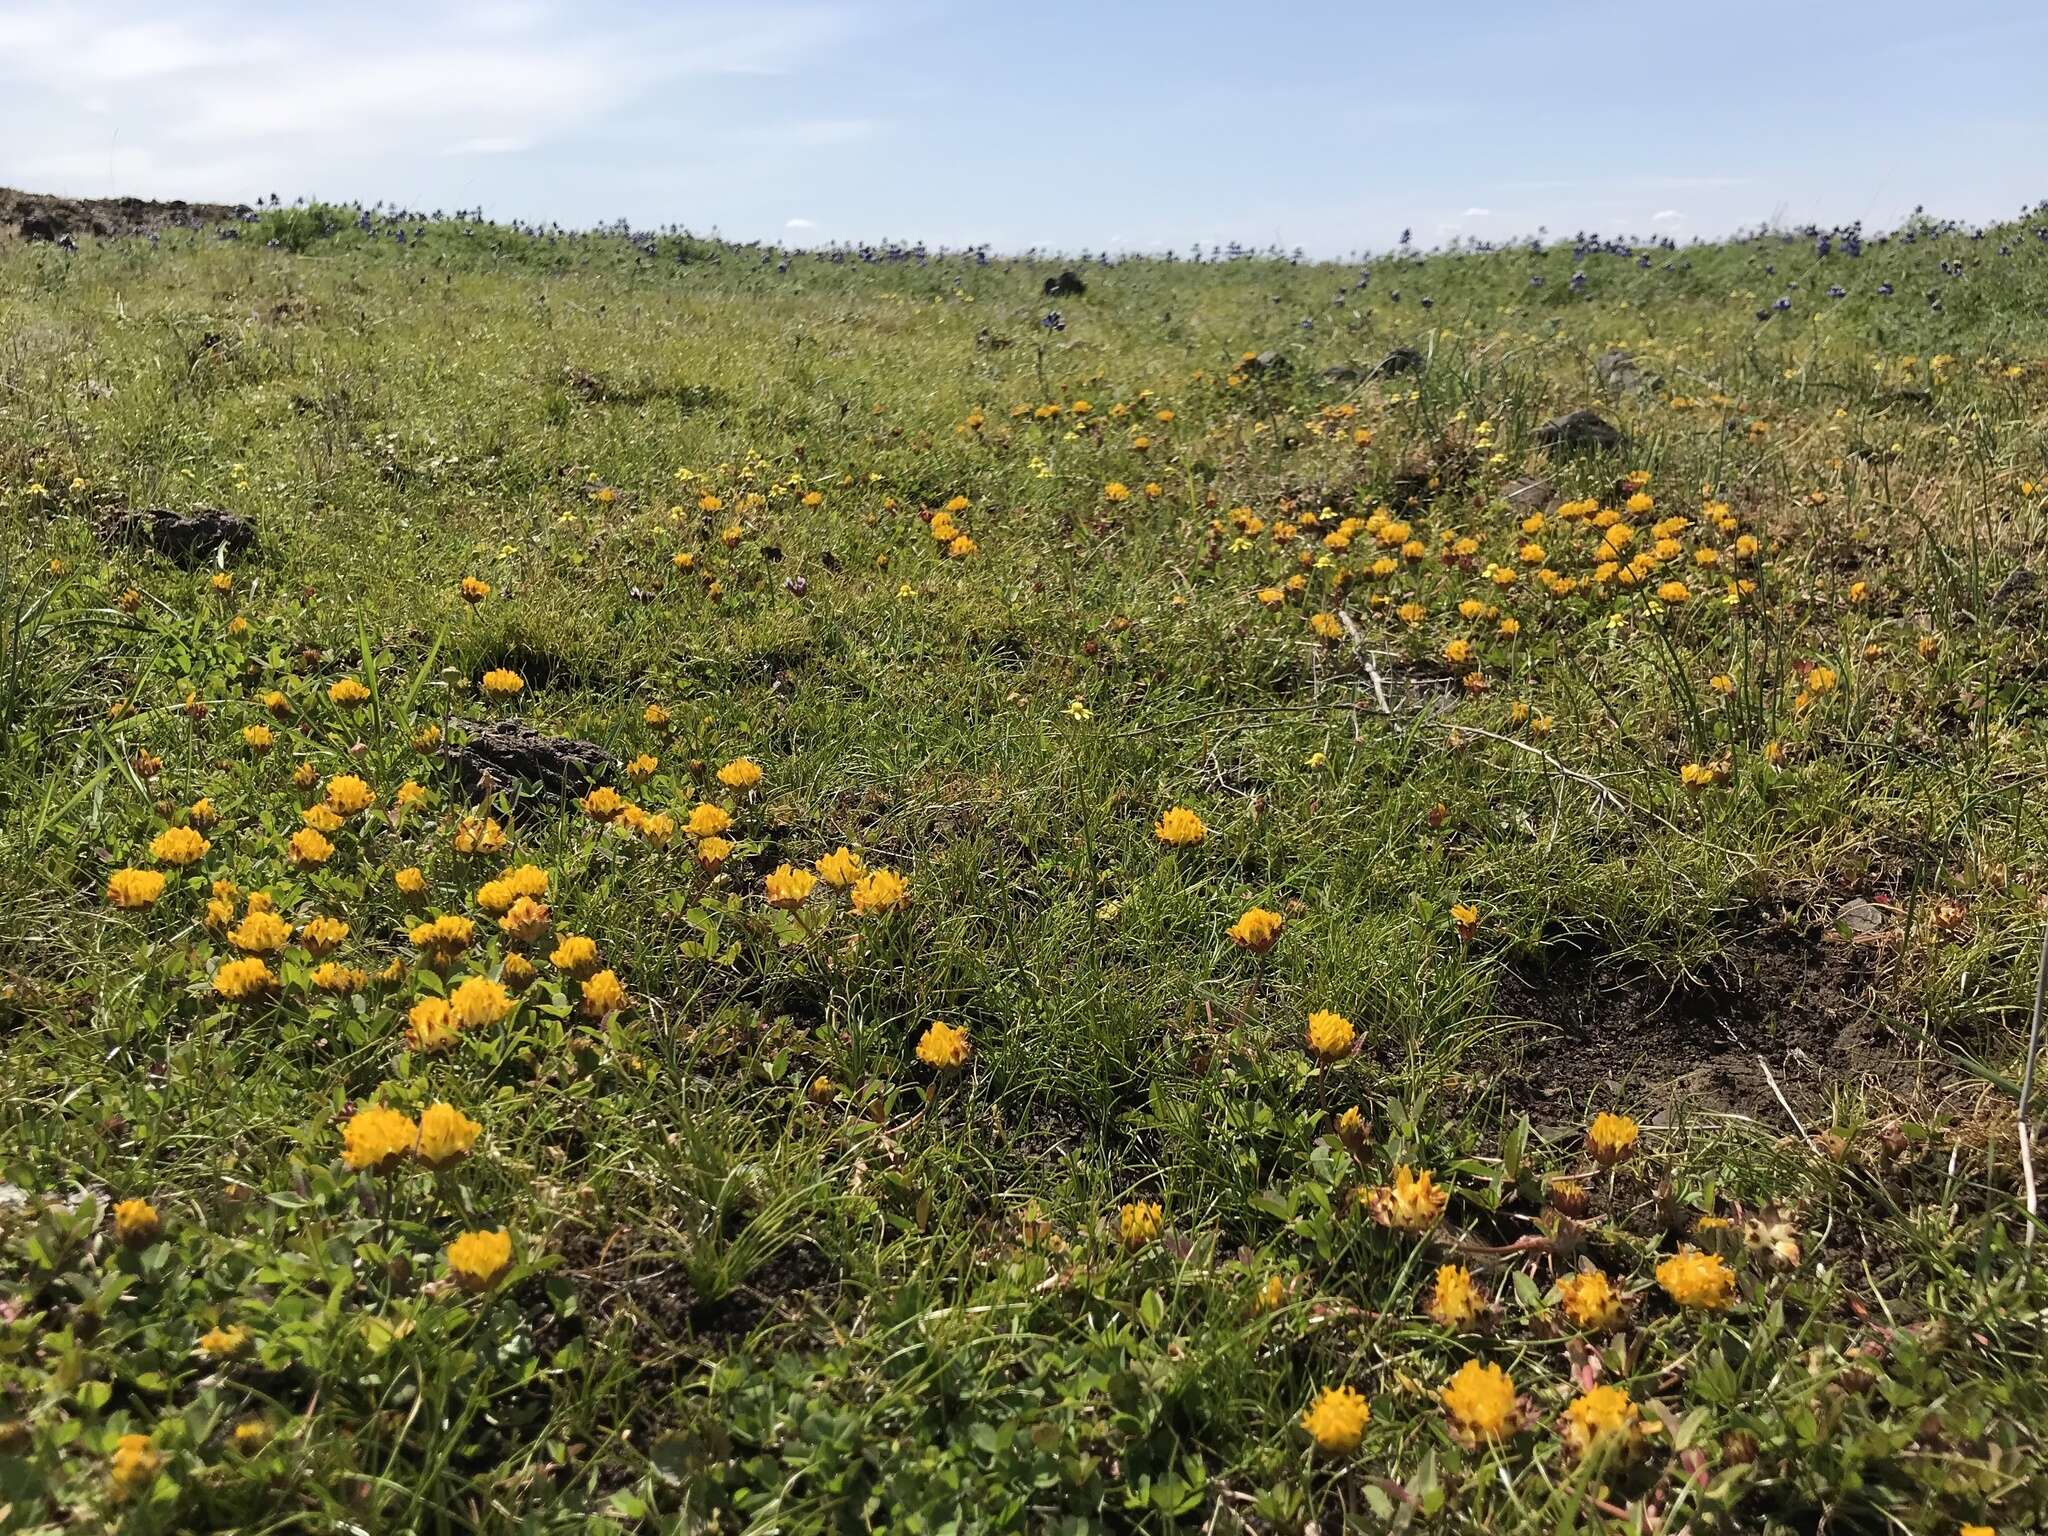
1,201,2046,1533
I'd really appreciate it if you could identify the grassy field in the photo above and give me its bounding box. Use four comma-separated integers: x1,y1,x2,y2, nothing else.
2,201,2046,1534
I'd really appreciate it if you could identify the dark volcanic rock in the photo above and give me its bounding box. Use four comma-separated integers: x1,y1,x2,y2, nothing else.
123,507,257,565
1534,410,1624,455
1372,346,1425,378
446,719,613,797
1239,349,1290,376
1042,269,1087,297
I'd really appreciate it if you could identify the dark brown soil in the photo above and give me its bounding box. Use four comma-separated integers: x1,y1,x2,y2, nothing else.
0,186,250,243
1494,904,1927,1124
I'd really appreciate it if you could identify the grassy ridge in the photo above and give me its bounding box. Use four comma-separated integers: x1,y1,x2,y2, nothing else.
1,204,2046,1533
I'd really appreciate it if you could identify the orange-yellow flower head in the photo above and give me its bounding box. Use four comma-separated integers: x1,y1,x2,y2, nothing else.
1440,1360,1524,1445
1587,1112,1640,1166
416,1102,482,1169
1118,1200,1164,1249
341,1105,417,1173
1561,1384,1642,1459
1557,1267,1629,1333
446,1228,514,1291
1153,806,1207,847
579,968,629,1017
1426,1264,1490,1331
112,1197,162,1246
107,868,167,910
763,862,816,909
816,846,866,888
850,868,910,916
1305,1009,1355,1062
1226,906,1284,953
1367,1165,1448,1231
716,756,763,790
150,826,210,867
916,1019,970,1071
1300,1385,1370,1453
1656,1246,1736,1310
685,802,733,840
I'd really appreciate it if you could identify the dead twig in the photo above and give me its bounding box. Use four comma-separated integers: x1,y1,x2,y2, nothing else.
1756,1054,1820,1154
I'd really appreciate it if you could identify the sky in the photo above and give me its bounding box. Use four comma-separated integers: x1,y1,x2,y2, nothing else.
4,0,2046,256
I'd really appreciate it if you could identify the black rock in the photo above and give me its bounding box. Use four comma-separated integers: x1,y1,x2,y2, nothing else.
1042,269,1087,297
1372,346,1425,377
123,507,257,566
1992,566,2038,608
1319,364,1364,384
1239,350,1290,376
1534,410,1624,455
445,719,613,797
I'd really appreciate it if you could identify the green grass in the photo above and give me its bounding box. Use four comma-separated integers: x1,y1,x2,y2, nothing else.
1,203,2046,1533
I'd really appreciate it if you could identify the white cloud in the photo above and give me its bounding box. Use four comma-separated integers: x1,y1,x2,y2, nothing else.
1652,209,1684,223
1463,207,1491,217
785,217,816,229
0,0,868,207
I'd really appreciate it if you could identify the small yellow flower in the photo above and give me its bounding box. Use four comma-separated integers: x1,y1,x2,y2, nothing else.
394,866,427,898
1587,1112,1640,1167
717,756,763,789
685,802,733,839
1305,1009,1355,1062
110,1433,161,1497
416,1103,482,1169
197,1323,249,1359
213,956,277,1002
232,1418,272,1452
850,868,910,915
107,868,167,910
448,975,512,1030
1557,1267,1629,1333
1656,1246,1736,1310
1440,1360,1523,1444
481,668,525,699
626,752,658,784
1449,902,1479,939
580,968,629,1017
916,1019,971,1070
405,998,460,1053
1300,1385,1371,1453
446,1228,514,1291
459,576,491,603
150,826,210,867
499,895,551,944
1226,906,1284,953
112,1197,162,1246
287,827,334,867
550,933,600,975
1366,1165,1448,1231
228,909,292,954
763,862,817,909
328,677,371,708
1561,1384,1642,1459
695,835,734,870
341,1105,417,1172
581,785,625,822
310,962,367,995
816,846,866,888
1153,806,1207,846
242,723,274,754
1118,1200,1164,1249
1426,1264,1490,1331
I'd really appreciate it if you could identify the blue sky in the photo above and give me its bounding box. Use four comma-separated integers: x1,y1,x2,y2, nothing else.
4,0,2044,254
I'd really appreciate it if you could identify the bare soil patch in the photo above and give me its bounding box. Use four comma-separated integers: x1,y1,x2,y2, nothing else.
1493,903,1929,1124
